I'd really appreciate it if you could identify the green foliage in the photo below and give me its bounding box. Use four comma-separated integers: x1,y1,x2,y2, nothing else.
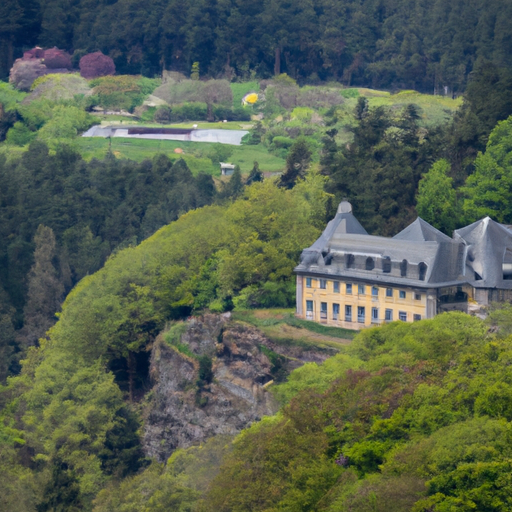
199,312,506,511
89,75,159,112
28,74,91,102
197,355,213,385
279,137,312,189
0,174,329,507
462,114,512,223
5,121,35,145
341,88,360,98
416,159,460,233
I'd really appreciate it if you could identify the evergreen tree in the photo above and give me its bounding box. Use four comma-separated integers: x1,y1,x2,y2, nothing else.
279,138,312,189
246,161,263,185
17,225,64,348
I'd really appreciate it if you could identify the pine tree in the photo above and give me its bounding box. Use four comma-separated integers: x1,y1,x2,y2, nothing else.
17,225,64,348
279,138,312,189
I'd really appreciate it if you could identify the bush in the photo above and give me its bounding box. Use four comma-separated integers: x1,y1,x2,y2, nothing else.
271,136,294,149
154,105,172,123
89,75,159,111
28,74,91,102
234,281,295,309
79,51,115,79
9,59,48,91
169,102,208,122
6,122,36,146
212,105,251,121
341,88,360,98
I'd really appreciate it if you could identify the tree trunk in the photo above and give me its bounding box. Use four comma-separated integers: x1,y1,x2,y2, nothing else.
207,102,214,122
274,46,281,76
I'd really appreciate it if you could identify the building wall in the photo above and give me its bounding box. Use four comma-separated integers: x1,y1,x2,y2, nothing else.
297,275,431,330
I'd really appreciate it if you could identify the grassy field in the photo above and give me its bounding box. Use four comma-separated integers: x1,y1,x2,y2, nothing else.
231,308,356,352
76,137,286,174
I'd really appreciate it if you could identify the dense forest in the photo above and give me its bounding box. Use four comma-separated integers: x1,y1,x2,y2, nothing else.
2,0,512,91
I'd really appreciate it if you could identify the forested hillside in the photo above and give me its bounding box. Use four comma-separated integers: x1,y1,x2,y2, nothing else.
3,1,512,508
2,0,512,92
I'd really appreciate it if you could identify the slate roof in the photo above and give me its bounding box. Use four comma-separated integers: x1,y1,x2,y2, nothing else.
454,217,512,288
393,217,452,243
295,202,512,290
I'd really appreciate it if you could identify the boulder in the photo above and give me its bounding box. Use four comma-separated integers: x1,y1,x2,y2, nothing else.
79,51,115,79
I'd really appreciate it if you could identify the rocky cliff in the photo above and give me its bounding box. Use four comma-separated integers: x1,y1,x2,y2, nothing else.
143,313,330,462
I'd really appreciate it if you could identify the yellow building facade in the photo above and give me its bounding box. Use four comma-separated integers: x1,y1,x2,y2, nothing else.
297,275,430,329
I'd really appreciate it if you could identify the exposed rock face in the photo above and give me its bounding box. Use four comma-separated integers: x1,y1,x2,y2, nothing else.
143,313,332,462
79,51,115,79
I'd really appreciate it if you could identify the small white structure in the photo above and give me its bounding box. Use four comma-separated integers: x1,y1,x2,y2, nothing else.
220,162,235,176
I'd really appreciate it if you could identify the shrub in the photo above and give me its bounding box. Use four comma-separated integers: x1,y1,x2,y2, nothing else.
341,88,360,98
89,75,158,111
154,105,172,123
271,136,294,149
28,74,91,102
169,102,207,122
6,122,36,146
79,51,115,79
9,59,49,91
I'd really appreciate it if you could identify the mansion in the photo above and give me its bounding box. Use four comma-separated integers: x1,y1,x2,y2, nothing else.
294,201,512,329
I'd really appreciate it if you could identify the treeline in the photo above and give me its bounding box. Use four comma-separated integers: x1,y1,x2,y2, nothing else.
2,0,512,91
0,143,216,379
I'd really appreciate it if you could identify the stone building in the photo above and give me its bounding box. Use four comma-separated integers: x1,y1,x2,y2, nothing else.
294,201,512,329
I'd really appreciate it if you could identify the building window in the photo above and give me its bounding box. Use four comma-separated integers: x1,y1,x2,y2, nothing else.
346,283,352,294
320,302,327,320
385,309,393,321
346,254,354,269
418,262,427,281
399,311,407,321
414,293,421,300
372,307,379,322
333,281,340,293
306,277,312,288
413,314,421,321
372,286,379,296
358,306,366,323
306,300,313,319
400,259,408,277
399,290,406,299
345,305,352,322
320,279,327,289
386,288,393,297
382,256,391,273
333,303,340,320
366,257,375,271
358,284,365,295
